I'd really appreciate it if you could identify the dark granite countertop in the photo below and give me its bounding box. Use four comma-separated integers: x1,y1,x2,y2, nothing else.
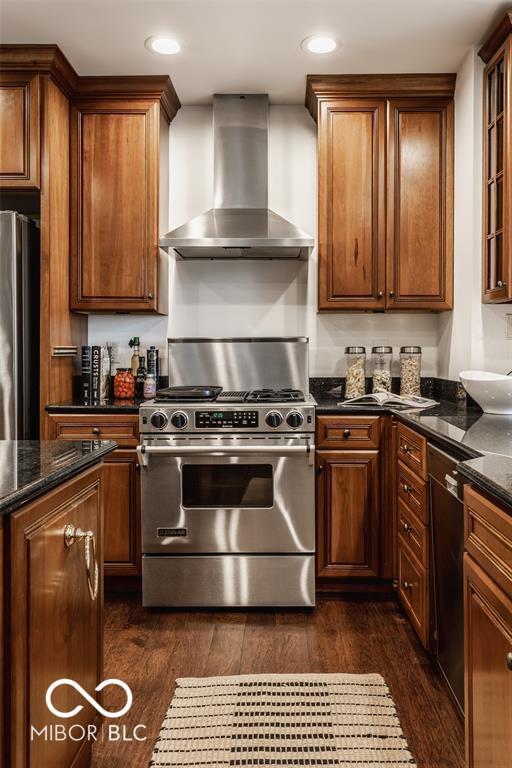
0,440,116,517
46,399,143,414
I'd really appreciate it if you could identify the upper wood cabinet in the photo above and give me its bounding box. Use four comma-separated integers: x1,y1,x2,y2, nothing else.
306,75,455,312
70,80,179,313
479,12,512,302
0,72,40,188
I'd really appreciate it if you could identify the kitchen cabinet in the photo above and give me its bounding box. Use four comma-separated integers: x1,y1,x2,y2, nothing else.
395,422,430,648
306,75,455,311
0,71,40,188
70,80,179,313
479,12,512,302
316,416,380,581
464,483,512,768
48,413,141,580
6,465,103,768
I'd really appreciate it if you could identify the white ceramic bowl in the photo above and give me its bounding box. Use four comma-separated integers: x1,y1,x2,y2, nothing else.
459,370,512,414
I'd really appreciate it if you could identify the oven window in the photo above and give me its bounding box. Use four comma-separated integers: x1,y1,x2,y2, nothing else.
182,464,273,508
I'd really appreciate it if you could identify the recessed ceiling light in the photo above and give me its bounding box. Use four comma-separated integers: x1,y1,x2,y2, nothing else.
145,35,181,55
301,35,337,54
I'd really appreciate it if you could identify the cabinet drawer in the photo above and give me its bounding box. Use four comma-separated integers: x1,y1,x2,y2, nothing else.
48,414,139,447
398,499,429,568
316,415,381,450
398,539,429,648
464,485,512,599
397,422,427,480
397,460,429,524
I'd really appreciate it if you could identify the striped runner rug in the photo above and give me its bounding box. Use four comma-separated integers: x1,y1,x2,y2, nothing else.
150,673,417,767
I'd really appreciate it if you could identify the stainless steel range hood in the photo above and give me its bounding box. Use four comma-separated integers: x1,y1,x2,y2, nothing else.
159,94,314,260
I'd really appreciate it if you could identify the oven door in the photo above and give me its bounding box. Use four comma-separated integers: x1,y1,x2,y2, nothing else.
139,435,315,554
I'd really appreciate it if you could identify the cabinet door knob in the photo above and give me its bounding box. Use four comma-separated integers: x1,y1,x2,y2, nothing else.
402,483,412,493
377,291,383,298
148,291,154,299
497,281,506,288
317,464,324,473
507,652,512,671
403,580,413,591
402,522,412,534
402,444,411,454
389,290,395,298
343,429,351,438
92,427,100,435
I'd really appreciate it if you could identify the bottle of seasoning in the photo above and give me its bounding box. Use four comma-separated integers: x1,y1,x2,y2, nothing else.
129,337,140,377
135,356,147,399
372,346,393,393
147,346,159,381
143,372,157,399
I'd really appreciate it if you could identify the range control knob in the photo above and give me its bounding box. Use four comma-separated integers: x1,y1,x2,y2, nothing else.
286,410,304,429
150,411,168,430
265,410,283,429
170,411,188,430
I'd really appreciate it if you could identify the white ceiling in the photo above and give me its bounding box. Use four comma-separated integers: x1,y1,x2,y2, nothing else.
0,0,508,104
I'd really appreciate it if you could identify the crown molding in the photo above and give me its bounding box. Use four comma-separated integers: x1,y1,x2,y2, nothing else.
478,10,512,63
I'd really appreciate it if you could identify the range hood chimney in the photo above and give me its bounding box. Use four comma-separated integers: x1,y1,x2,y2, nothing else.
159,94,314,260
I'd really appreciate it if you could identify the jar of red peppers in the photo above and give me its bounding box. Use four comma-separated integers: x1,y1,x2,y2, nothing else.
114,368,135,399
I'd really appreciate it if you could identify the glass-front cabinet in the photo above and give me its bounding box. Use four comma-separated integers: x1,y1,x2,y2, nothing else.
480,13,512,302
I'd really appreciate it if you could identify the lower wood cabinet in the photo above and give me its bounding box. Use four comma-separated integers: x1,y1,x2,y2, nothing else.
316,449,379,579
6,466,103,768
47,413,141,580
464,484,512,768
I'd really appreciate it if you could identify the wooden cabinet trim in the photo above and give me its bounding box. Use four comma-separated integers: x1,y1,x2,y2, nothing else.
0,72,40,188
318,98,386,310
397,536,429,647
102,449,141,577
479,10,512,63
316,415,381,450
386,98,454,310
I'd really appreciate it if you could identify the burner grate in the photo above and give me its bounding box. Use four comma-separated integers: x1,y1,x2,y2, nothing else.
246,388,305,403
215,391,250,403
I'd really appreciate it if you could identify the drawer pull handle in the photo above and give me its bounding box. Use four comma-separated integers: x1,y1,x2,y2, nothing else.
507,652,512,671
402,522,412,534
402,483,412,493
92,427,101,435
403,580,413,591
402,444,412,454
64,524,99,601
343,429,351,438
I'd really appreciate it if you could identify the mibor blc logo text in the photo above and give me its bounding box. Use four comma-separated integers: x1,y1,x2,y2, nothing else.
30,679,147,743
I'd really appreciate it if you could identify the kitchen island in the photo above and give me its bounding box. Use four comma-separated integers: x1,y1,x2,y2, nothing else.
0,439,115,768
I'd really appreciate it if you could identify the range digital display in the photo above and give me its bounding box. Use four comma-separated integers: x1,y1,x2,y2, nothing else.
195,410,259,428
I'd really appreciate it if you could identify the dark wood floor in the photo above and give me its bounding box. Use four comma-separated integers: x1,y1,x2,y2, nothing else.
92,595,464,768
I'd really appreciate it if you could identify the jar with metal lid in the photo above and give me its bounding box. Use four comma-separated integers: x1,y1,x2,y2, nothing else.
345,346,366,399
400,346,422,396
372,346,393,393
114,368,135,399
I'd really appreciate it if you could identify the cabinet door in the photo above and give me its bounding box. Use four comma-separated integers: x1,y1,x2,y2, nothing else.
316,450,379,578
103,449,141,577
70,100,159,311
9,467,102,768
387,99,453,309
464,554,512,768
482,41,512,303
0,72,40,188
318,99,386,310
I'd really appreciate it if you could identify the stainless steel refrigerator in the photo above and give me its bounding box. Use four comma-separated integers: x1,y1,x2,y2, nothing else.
0,211,40,440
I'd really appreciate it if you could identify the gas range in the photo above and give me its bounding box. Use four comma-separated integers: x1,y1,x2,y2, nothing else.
140,389,316,434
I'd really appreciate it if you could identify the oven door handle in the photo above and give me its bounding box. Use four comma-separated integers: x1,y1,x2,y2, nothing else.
136,442,316,467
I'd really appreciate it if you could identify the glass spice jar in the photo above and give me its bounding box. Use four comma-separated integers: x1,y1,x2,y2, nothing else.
400,346,422,397
114,368,135,399
345,346,366,398
372,346,393,393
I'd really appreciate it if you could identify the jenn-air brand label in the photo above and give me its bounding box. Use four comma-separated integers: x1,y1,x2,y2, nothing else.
157,527,187,537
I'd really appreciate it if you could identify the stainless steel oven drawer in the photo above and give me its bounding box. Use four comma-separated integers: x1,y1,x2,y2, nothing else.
142,555,315,608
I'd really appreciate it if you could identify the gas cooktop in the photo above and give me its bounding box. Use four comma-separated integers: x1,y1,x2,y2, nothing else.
154,386,307,404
